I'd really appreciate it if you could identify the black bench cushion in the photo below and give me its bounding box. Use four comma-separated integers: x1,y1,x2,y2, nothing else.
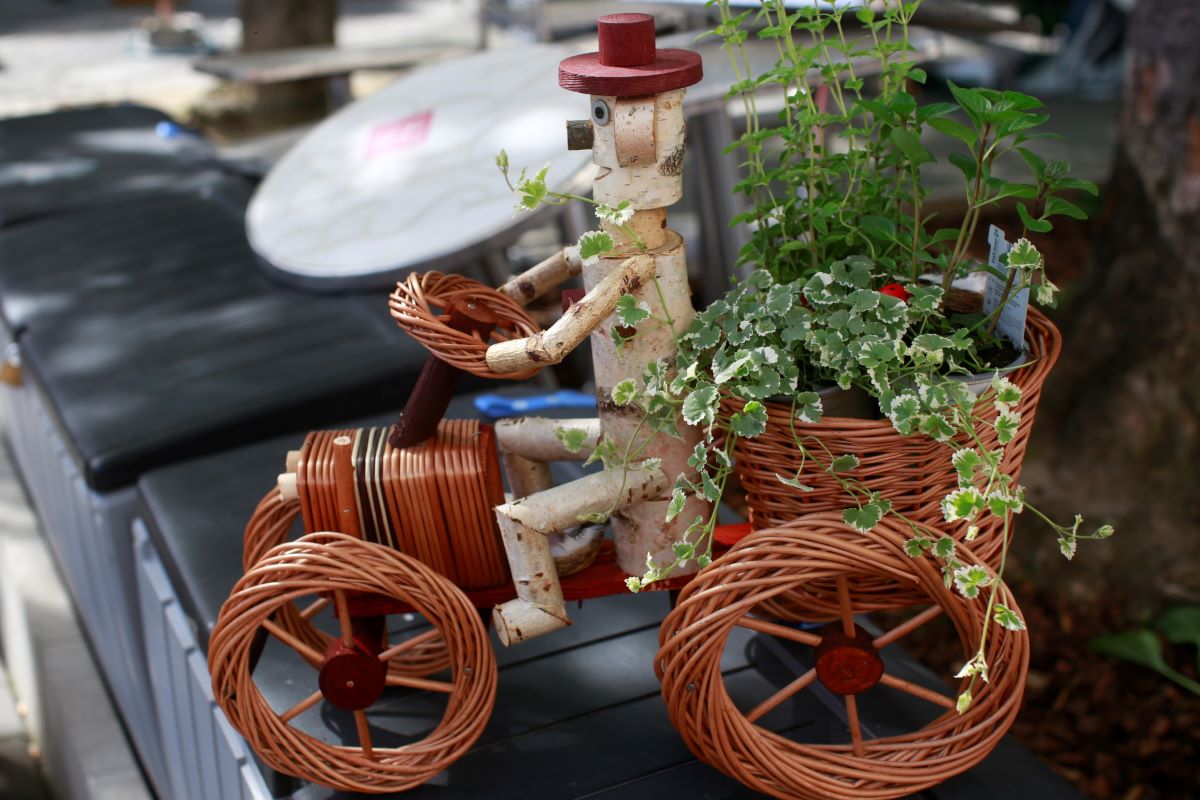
11,177,438,490
0,104,217,227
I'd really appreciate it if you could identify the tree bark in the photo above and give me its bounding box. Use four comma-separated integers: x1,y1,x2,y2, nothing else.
1022,1,1200,605
240,0,337,52
237,0,339,126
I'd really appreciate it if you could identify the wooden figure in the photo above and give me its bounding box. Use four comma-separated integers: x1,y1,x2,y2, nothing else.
481,12,708,644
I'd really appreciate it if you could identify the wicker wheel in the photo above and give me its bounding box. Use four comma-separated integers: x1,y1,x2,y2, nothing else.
210,533,496,794
657,513,1028,800
389,271,542,381
242,488,452,677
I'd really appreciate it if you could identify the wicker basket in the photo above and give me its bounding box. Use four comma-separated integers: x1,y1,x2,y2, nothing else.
724,307,1061,602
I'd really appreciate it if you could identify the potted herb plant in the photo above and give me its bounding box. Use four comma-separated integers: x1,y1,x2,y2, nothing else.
501,0,1113,713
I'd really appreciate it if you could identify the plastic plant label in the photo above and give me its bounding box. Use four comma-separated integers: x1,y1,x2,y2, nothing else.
983,225,1028,349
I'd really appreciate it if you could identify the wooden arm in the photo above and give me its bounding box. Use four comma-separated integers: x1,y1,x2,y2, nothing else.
486,254,655,374
497,245,583,306
491,462,668,645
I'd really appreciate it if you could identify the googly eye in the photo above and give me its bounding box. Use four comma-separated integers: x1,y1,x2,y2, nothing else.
591,99,611,127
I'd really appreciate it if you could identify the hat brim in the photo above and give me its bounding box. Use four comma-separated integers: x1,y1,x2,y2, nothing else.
558,49,702,96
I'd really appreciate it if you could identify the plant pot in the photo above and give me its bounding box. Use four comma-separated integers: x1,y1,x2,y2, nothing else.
722,308,1062,611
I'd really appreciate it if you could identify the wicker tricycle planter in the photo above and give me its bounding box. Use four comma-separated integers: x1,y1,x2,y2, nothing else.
205,16,1032,800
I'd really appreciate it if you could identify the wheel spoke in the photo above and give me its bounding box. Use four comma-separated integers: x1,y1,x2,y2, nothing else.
385,674,455,694
845,694,866,757
299,597,330,620
878,673,955,709
334,590,354,646
263,618,325,665
279,689,323,724
836,575,855,637
378,627,442,663
736,615,823,647
873,605,944,649
354,710,375,759
746,668,818,724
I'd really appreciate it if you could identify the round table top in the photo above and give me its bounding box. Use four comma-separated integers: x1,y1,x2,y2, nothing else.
247,44,594,290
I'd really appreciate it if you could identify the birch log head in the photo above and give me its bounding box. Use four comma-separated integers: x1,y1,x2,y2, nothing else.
591,90,686,209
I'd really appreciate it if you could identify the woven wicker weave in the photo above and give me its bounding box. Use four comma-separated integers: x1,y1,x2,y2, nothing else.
389,271,543,381
725,308,1061,577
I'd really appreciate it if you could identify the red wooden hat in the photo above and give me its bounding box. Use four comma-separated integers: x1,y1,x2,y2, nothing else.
558,13,702,97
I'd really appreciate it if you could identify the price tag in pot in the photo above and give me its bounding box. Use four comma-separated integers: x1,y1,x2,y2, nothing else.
983,225,1028,350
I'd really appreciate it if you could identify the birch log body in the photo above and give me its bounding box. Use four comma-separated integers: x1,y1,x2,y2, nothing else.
584,233,710,575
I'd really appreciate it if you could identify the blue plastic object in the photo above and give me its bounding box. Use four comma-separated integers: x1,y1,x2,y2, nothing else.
474,390,597,420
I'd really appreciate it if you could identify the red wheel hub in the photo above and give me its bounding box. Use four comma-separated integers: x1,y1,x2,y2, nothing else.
815,623,884,695
319,630,386,711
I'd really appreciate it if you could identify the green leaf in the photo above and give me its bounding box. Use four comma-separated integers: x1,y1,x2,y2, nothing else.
928,117,977,147
913,333,956,352
673,540,695,560
1017,202,1053,233
1058,534,1077,560
994,604,1026,631
1044,196,1089,220
830,454,860,473
947,152,977,183
994,409,1019,445
612,379,638,406
1090,629,1200,695
951,448,983,485
934,536,956,560
889,127,930,164
794,391,823,424
861,215,898,242
729,400,769,438
1156,607,1200,668
843,502,884,533
917,102,958,123
1006,238,1043,271
1055,177,1100,196
947,80,988,124
777,472,815,492
682,383,718,427
904,537,932,557
578,230,614,259
1016,147,1045,179
666,488,687,523
616,293,652,326
942,487,985,522
956,689,973,714
952,564,992,599
554,426,589,454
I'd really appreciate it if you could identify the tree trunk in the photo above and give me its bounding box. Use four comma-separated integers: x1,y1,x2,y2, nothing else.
237,0,339,128
1021,1,1200,606
240,0,337,52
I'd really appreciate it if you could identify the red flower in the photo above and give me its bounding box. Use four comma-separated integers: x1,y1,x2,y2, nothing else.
879,282,912,302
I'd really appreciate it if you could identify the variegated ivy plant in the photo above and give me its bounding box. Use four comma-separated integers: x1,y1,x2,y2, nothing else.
609,249,1113,711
